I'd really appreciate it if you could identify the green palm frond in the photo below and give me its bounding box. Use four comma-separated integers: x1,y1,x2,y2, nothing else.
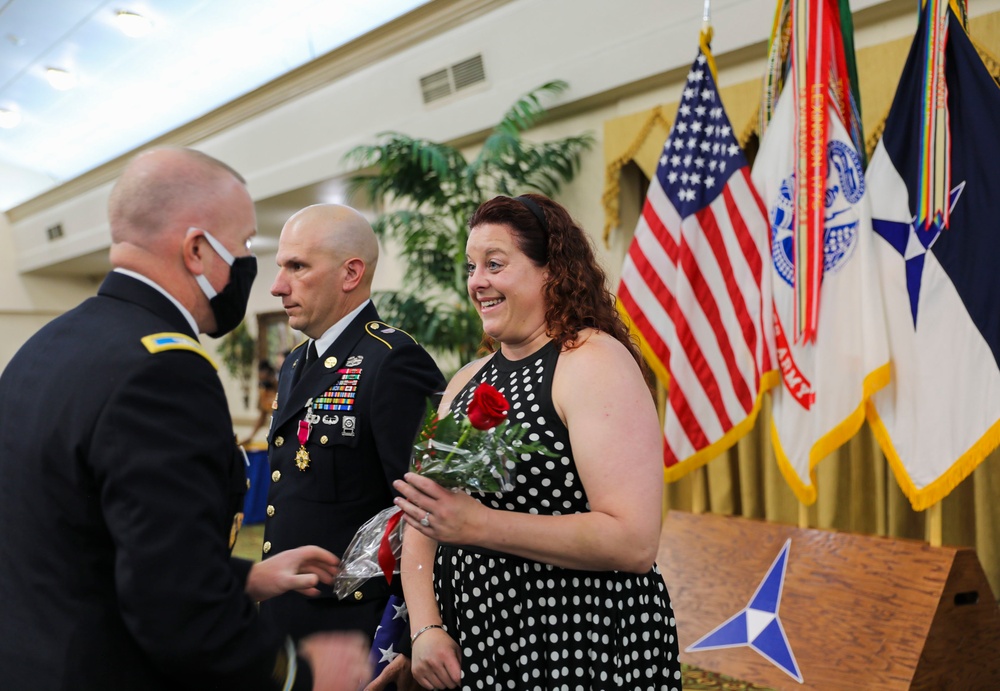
372,291,482,363
375,210,466,290
344,81,592,361
346,134,469,209
493,81,569,136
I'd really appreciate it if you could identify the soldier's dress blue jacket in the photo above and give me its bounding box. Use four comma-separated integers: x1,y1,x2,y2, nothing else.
0,272,300,691
260,301,445,641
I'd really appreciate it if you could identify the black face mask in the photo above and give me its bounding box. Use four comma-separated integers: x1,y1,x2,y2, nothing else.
191,228,258,338
204,255,257,337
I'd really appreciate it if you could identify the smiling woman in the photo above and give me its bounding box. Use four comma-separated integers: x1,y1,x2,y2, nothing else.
392,193,682,690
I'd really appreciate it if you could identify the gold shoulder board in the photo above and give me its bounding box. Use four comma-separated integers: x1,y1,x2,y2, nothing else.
141,332,218,370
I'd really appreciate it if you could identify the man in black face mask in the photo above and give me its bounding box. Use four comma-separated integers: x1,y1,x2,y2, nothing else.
0,147,373,691
188,224,258,337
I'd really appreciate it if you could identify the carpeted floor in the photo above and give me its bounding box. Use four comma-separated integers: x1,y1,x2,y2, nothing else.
233,521,265,562
680,664,775,690
235,523,774,690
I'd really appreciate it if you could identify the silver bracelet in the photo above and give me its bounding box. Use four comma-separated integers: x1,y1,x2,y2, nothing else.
410,623,445,645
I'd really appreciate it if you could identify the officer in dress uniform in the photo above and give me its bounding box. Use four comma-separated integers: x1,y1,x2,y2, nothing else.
261,204,445,646
0,148,372,691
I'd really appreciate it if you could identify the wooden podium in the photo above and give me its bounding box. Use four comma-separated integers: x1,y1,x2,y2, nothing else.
658,511,1000,689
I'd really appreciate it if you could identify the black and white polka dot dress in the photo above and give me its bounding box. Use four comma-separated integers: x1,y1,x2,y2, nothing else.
435,340,682,690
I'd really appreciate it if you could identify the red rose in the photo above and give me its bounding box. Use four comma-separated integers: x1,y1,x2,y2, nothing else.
466,383,509,430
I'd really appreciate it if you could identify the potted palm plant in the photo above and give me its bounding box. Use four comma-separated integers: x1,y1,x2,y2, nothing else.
346,80,593,364
217,321,256,408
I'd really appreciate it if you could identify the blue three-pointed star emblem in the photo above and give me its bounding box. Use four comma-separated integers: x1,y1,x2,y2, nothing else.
686,539,802,683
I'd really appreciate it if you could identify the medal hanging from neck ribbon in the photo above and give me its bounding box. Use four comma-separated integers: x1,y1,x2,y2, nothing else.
295,418,312,471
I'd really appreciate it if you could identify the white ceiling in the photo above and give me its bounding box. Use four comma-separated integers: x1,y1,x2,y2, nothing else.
0,0,429,211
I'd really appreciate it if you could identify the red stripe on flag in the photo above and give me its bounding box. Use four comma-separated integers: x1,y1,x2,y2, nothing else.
665,276,735,435
641,197,680,262
618,282,671,369
663,430,680,468
730,170,765,285
733,168,775,374
720,185,767,392
640,191,735,440
668,379,710,454
638,200,736,436
680,212,755,414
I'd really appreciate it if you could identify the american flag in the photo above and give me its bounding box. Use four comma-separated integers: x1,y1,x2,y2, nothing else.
368,594,409,689
617,42,775,476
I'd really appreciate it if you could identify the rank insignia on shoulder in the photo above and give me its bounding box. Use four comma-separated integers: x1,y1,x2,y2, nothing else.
141,332,217,370
365,321,418,348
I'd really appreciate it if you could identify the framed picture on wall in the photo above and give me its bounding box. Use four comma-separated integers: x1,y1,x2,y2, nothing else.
256,311,300,371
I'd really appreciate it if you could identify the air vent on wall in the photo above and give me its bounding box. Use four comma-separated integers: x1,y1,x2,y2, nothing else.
419,54,486,104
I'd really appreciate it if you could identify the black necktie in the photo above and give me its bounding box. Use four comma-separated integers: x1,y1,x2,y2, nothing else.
294,341,318,385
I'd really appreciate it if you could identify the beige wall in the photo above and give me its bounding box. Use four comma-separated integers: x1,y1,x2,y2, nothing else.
0,213,97,365
6,0,1000,427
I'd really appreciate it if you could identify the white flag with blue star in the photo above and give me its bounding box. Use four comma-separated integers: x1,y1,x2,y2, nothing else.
867,7,1000,510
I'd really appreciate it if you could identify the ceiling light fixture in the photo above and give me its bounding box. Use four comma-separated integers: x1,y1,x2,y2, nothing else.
115,10,153,38
0,108,21,129
45,67,77,91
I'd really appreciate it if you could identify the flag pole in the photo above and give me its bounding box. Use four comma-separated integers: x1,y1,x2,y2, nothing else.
687,0,712,519
927,502,943,547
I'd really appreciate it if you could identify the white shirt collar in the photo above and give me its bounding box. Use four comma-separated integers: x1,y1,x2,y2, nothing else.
312,299,371,358
114,268,200,336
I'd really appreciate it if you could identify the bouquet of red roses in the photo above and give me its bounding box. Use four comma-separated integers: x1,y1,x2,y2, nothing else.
410,382,554,493
333,383,553,598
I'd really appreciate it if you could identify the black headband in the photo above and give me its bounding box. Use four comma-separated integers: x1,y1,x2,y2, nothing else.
514,195,549,235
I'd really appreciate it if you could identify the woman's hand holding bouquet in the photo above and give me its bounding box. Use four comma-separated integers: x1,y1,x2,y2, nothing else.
332,383,553,598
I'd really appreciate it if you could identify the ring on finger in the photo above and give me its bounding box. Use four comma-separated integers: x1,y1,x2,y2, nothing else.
419,511,431,527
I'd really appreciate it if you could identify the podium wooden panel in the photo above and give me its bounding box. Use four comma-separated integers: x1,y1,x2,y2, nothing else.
658,510,1000,689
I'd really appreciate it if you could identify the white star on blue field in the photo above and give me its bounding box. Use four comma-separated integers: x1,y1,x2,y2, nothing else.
686,539,802,683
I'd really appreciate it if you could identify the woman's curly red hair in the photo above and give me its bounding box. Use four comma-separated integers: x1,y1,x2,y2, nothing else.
468,194,640,366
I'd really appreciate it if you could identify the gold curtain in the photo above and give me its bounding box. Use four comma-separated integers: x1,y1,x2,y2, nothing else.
603,11,1000,598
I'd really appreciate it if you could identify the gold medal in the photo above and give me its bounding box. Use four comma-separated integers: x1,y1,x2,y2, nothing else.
295,417,312,470
295,445,311,471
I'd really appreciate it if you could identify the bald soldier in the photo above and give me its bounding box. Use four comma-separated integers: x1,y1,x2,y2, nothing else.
260,205,445,646
0,148,372,691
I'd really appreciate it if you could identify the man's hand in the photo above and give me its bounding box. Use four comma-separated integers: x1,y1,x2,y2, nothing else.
300,631,373,691
245,545,340,602
364,653,422,691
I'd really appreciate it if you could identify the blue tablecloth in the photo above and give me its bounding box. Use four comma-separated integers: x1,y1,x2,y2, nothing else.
243,449,270,524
